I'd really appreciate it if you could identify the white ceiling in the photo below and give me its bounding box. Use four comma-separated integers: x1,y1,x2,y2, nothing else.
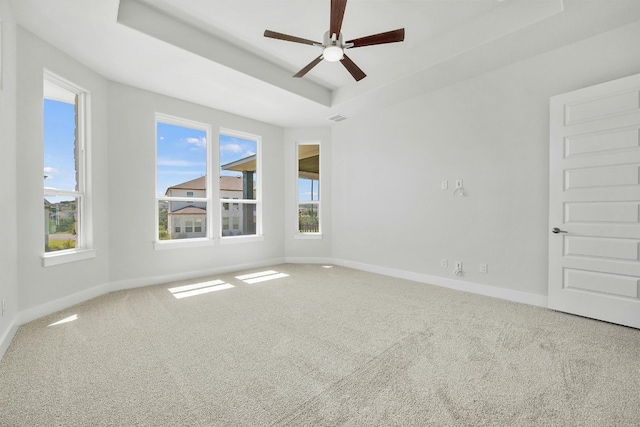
10,0,640,127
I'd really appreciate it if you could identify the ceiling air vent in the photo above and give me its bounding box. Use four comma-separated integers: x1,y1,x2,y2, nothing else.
328,114,348,123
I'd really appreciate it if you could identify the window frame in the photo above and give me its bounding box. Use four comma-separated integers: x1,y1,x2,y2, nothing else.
295,141,322,239
42,70,96,266
154,113,213,250
219,128,262,243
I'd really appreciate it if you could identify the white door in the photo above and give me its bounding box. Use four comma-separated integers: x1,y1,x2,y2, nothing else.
549,73,640,329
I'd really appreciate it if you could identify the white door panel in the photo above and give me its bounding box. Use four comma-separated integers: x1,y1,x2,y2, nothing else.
549,73,640,329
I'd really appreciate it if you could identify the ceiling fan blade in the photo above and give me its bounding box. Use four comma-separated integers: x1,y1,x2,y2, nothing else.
340,54,366,81
264,30,320,46
347,28,405,48
293,55,324,78
330,0,347,38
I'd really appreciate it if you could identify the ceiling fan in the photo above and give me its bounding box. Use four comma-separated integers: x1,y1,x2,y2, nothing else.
263,0,405,82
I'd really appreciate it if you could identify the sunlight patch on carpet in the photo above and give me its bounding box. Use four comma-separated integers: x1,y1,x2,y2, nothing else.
236,270,289,284
48,314,78,327
169,280,234,299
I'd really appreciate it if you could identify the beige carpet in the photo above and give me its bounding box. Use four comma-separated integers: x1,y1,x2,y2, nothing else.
1,264,639,426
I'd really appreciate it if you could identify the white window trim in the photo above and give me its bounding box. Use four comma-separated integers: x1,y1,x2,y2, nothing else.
154,113,212,249
154,238,214,250
42,70,94,266
219,128,262,241
295,141,322,238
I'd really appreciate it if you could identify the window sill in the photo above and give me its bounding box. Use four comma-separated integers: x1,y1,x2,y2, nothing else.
154,238,215,250
220,235,264,245
42,249,97,267
294,233,323,240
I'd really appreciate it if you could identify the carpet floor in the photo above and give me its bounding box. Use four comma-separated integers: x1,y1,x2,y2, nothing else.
1,264,639,426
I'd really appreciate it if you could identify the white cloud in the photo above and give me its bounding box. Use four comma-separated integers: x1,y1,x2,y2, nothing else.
184,137,206,148
245,150,256,157
44,166,58,174
221,143,243,153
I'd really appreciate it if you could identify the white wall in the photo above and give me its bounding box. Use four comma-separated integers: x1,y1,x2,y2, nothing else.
331,20,640,299
107,82,286,287
284,127,332,261
0,0,19,353
15,28,111,314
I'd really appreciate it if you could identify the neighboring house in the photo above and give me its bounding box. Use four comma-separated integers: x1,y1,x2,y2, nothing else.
219,175,246,237
165,176,208,239
165,175,249,238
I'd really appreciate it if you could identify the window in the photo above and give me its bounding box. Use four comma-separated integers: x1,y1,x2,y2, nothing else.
220,129,261,238
297,143,320,234
156,114,211,243
43,72,92,257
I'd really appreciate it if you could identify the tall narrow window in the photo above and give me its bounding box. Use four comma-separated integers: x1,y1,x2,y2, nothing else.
297,143,320,234
219,130,261,238
156,114,211,243
43,73,90,254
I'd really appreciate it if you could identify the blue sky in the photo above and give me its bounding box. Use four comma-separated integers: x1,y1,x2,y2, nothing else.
156,123,256,196
298,178,319,201
43,99,77,196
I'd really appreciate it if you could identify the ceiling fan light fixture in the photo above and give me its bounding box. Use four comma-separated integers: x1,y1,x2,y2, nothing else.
323,45,344,62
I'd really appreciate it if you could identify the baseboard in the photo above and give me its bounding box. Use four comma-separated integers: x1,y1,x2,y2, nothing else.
335,258,548,308
0,315,21,361
109,257,286,291
18,282,113,326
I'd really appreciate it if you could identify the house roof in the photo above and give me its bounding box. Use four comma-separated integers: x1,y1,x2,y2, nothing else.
219,175,243,191
165,175,245,195
170,206,207,215
166,176,206,192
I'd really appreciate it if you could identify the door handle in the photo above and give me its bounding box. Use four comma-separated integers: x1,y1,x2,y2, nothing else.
552,227,568,234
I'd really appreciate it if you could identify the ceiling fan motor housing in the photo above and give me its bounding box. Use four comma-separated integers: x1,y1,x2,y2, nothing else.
323,31,345,62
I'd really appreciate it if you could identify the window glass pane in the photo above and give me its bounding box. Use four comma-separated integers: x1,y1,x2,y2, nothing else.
298,203,319,233
43,84,78,192
157,122,207,198
220,134,257,201
158,201,207,240
298,144,320,233
45,196,78,252
222,203,256,237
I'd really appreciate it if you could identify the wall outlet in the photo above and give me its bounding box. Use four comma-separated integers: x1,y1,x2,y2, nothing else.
480,263,488,274
441,181,448,190
1,299,4,316
440,259,448,268
455,179,463,189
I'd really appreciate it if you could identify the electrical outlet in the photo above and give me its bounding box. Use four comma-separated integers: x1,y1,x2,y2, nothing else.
440,259,448,268
455,179,463,189
480,263,488,274
441,181,448,190
1,299,4,316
